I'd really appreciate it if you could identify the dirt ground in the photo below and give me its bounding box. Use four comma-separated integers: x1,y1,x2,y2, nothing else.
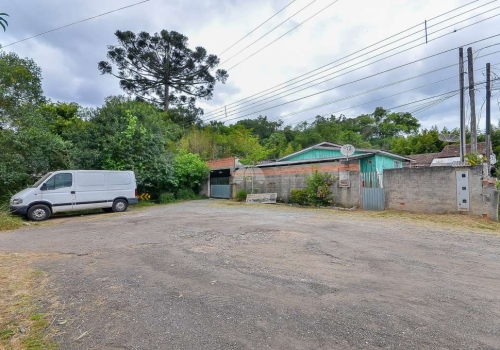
1,200,500,349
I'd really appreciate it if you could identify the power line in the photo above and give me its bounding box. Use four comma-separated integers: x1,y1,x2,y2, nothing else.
225,0,340,71
200,0,487,118
218,0,315,65
1,0,151,48
200,2,500,122
239,58,500,127
409,92,460,115
277,67,464,121
218,0,297,56
199,34,500,127
286,70,492,125
291,79,496,128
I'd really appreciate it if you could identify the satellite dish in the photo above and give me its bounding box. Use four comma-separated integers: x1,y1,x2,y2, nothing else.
340,144,356,159
438,133,460,143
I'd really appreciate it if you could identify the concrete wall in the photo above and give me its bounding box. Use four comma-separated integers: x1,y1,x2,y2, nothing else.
384,166,499,220
233,160,361,207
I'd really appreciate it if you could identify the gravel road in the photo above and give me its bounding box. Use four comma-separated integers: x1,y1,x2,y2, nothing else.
1,200,499,349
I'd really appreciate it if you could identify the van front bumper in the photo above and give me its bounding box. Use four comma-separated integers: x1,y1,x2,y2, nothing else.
9,205,28,216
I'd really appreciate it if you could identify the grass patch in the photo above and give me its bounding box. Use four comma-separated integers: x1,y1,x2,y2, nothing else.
0,211,24,231
0,253,58,349
362,210,500,232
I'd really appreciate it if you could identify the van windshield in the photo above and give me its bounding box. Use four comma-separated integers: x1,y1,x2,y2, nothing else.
32,173,53,188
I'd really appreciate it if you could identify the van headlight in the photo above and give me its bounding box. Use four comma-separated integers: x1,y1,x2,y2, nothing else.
11,198,23,205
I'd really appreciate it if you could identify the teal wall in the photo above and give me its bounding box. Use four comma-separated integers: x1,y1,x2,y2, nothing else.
282,148,404,173
360,154,403,173
284,148,364,162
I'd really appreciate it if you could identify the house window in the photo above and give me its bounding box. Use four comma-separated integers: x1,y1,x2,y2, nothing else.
394,160,402,168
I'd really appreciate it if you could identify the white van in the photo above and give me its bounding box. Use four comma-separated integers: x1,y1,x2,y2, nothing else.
9,170,138,221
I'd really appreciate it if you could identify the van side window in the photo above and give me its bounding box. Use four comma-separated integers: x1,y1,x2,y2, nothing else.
45,173,72,190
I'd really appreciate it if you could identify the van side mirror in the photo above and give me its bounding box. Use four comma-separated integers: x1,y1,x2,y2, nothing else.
40,183,47,191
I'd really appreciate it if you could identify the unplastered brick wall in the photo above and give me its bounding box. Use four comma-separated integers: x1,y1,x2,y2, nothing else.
207,157,235,170
384,166,499,220
234,161,361,207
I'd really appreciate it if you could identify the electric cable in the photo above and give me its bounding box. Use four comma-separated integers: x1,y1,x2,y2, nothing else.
2,0,150,48
200,5,500,123
200,0,490,118
218,0,297,56
218,0,315,64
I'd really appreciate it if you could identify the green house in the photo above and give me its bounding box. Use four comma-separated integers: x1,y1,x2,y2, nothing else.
276,142,413,174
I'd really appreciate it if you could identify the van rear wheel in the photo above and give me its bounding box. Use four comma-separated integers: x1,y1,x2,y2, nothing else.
112,199,128,213
28,204,51,221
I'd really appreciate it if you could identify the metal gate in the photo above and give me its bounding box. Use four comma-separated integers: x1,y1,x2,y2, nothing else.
361,172,385,211
362,188,385,211
210,177,231,199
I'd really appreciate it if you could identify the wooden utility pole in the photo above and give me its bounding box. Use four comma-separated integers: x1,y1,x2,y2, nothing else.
459,48,466,162
486,63,491,176
467,47,477,154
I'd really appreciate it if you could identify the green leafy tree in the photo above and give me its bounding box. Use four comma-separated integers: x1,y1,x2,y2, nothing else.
236,116,283,143
98,30,228,111
0,127,70,198
37,102,87,137
170,151,209,192
71,97,179,196
0,52,45,128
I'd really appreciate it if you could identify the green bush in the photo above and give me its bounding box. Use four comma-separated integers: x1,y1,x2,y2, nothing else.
235,189,248,202
176,187,197,200
306,170,334,206
158,192,176,204
290,189,308,205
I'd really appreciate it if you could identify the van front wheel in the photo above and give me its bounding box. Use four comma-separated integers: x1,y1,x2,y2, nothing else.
28,204,51,221
112,199,128,213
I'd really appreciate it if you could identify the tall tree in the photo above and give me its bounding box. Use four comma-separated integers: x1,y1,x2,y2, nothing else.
0,52,45,128
98,30,228,112
236,116,283,142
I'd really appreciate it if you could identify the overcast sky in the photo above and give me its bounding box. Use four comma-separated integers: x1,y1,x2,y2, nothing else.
2,0,500,131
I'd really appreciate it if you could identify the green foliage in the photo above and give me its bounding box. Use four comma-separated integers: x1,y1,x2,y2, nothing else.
0,127,70,198
179,124,268,164
236,116,283,142
465,153,484,166
98,29,228,111
171,151,209,191
70,97,178,197
0,52,45,128
176,188,196,200
158,192,176,204
290,189,308,205
390,126,448,155
306,170,334,206
235,189,248,202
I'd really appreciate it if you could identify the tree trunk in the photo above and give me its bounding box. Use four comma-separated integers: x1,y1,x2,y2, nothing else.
164,83,169,112
164,48,171,112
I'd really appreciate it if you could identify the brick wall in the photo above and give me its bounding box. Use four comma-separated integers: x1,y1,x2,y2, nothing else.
207,157,235,170
233,160,361,207
384,166,499,220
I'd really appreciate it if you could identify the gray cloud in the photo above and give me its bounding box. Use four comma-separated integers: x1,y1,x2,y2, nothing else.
1,0,499,131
